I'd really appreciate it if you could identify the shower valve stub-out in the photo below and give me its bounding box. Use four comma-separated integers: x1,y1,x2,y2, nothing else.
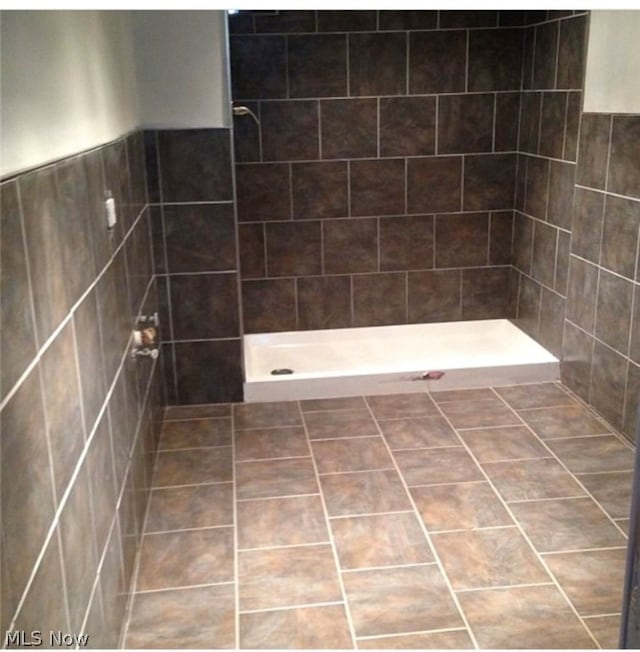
232,105,260,125
411,370,446,381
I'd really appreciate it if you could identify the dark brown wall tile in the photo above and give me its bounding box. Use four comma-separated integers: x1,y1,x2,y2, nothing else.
533,22,558,90
531,221,558,288
566,256,598,333
164,204,236,273
230,35,286,99
0,180,37,400
519,92,542,154
557,15,587,90
623,363,640,440
242,279,297,333
1,368,55,633
378,11,438,30
600,195,640,279
571,187,604,264
233,101,261,163
20,166,71,344
380,215,434,271
323,218,378,274
577,114,611,190
499,10,528,27
292,162,348,219
409,31,466,94
555,230,571,297
595,270,633,354
288,35,347,98
435,213,489,268
547,161,575,230
461,267,510,319
561,321,593,403
495,93,521,151
150,206,166,274
174,340,243,404
515,155,527,212
521,27,535,91
631,286,640,365
564,92,581,162
468,29,523,91
349,33,407,96
512,213,533,274
128,131,147,219
239,223,266,278
321,99,377,159
262,101,319,161
489,212,514,265
538,288,565,357
236,163,291,222
229,11,254,34
440,10,498,28
83,147,112,270
590,341,627,431
408,270,461,323
407,157,462,214
380,97,436,157
353,273,406,326
266,221,322,276
317,11,377,32
608,115,640,199
158,130,232,202
254,11,315,33
103,138,133,240
464,154,516,212
169,273,239,340
438,95,494,155
524,155,550,220
539,92,567,159
350,159,405,216
516,275,541,339
125,209,153,316
297,276,352,330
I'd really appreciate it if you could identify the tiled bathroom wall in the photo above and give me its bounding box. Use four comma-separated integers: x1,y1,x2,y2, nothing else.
230,10,528,332
0,132,163,646
562,113,640,441
145,129,244,405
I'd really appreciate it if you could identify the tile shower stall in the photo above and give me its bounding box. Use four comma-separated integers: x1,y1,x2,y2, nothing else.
0,8,639,649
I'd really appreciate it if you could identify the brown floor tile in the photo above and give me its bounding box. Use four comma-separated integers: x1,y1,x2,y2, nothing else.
458,585,596,648
517,404,609,439
125,584,235,648
615,518,630,535
494,382,575,409
412,482,513,532
236,458,318,500
510,497,626,552
233,401,302,429
145,483,233,533
240,605,352,649
304,409,379,440
482,458,587,501
543,548,627,616
430,388,497,402
164,404,231,420
330,512,433,569
153,447,232,487
459,425,550,462
357,629,474,649
545,435,634,473
574,471,634,519
136,528,234,591
311,436,393,474
301,396,366,411
342,565,463,637
319,469,413,517
365,393,439,419
438,398,522,429
431,527,550,590
159,418,231,450
584,615,621,648
394,448,483,486
378,415,458,450
237,495,329,549
238,544,341,611
234,426,310,461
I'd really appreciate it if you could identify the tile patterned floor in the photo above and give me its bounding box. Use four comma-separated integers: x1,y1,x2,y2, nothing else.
123,382,634,649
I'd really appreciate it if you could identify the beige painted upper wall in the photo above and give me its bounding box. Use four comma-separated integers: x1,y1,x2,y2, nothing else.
1,11,140,178
584,10,640,113
132,10,230,129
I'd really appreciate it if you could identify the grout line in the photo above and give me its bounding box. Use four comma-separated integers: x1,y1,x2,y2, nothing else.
455,581,555,594
540,545,627,556
341,561,438,574
236,491,321,503
231,394,240,649
328,509,414,520
295,401,359,648
142,524,234,537
239,541,333,553
357,625,470,641
239,600,345,616
133,580,235,596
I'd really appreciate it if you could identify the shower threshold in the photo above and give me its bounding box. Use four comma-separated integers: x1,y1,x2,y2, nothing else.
243,319,559,402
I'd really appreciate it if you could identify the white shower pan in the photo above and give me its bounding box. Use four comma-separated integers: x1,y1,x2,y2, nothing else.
243,319,559,402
